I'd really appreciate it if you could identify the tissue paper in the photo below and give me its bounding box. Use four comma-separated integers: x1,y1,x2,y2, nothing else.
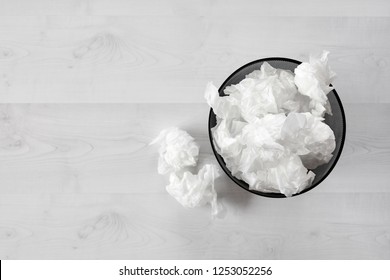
281,112,336,169
167,164,221,216
150,127,199,175
206,51,336,196
151,127,222,216
240,153,315,197
294,51,336,117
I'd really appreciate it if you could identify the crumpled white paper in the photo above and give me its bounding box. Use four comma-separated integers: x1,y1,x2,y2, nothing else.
240,153,315,197
150,127,199,175
281,112,336,169
167,164,221,216
205,51,336,196
294,50,336,117
151,127,221,217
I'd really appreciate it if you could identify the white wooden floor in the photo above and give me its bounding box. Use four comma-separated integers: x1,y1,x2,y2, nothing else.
0,0,390,259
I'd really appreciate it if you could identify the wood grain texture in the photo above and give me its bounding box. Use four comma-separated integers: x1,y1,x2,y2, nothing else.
0,193,389,259
0,103,389,195
0,16,389,103
0,103,390,259
0,0,389,16
1,0,390,260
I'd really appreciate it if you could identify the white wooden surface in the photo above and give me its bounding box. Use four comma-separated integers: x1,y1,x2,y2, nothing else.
0,0,390,259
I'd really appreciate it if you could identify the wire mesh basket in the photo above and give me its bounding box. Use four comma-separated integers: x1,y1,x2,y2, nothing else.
208,57,346,198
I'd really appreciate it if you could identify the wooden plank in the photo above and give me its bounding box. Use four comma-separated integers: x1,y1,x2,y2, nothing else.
322,103,390,192
0,103,389,195
0,103,210,194
0,16,389,103
0,193,389,259
0,0,389,16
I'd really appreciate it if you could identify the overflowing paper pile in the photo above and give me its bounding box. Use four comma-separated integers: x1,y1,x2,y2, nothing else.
205,51,336,196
